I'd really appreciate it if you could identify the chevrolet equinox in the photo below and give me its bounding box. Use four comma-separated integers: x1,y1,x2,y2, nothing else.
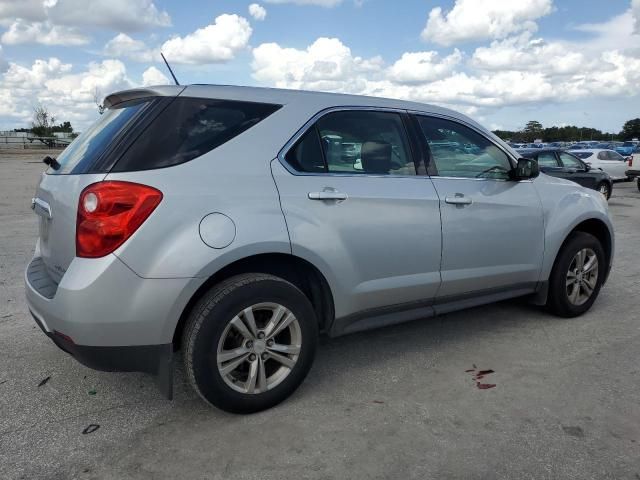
25,85,614,413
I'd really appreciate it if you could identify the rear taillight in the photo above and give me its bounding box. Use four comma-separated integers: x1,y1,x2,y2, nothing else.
76,181,162,258
628,156,633,167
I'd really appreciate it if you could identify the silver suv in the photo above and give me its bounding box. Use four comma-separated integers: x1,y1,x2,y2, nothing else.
25,85,613,413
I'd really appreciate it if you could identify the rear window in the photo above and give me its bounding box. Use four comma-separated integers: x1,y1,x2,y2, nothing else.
49,99,149,174
112,97,281,172
574,152,593,159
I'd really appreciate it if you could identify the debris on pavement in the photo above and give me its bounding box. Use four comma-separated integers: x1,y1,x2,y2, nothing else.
38,376,51,387
465,366,497,390
82,424,100,435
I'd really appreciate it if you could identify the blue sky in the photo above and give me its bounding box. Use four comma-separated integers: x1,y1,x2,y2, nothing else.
0,0,638,133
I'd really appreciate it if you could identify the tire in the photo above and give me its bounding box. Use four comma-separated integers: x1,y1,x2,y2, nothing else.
546,232,606,318
637,178,640,192
182,273,318,413
596,181,611,200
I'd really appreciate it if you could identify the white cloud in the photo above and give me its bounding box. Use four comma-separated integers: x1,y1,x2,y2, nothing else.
141,66,169,86
633,0,640,33
104,33,157,62
388,49,462,84
0,0,170,33
0,0,46,24
161,14,252,64
46,0,170,32
249,3,267,21
421,0,553,46
264,0,342,6
1,20,89,46
252,37,384,92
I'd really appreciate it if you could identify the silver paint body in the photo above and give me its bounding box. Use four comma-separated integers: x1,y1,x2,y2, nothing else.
25,85,614,347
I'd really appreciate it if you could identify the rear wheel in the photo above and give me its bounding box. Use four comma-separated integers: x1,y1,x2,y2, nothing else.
546,232,605,317
596,181,611,200
182,273,318,413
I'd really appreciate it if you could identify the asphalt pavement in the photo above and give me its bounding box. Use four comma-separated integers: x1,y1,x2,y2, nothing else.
1,151,639,479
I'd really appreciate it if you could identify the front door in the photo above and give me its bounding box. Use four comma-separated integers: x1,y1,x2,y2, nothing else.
271,109,442,320
412,114,545,299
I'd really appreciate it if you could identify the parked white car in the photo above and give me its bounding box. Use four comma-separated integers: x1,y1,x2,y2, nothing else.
571,149,630,181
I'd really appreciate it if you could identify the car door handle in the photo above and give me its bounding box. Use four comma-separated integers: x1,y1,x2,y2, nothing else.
444,195,472,206
308,191,348,201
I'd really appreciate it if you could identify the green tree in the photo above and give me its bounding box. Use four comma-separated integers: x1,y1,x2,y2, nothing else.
522,120,543,142
31,105,55,137
620,118,640,139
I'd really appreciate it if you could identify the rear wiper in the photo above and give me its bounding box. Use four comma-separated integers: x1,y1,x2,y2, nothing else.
42,156,60,170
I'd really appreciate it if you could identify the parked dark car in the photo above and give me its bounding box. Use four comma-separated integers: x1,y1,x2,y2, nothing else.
517,148,613,199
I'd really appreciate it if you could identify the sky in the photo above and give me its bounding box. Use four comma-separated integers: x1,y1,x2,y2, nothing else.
0,0,639,133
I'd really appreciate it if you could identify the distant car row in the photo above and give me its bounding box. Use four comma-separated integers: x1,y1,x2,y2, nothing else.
508,140,639,158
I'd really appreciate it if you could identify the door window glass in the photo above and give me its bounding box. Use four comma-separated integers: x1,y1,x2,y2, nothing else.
315,111,416,175
285,128,326,173
416,116,512,179
597,151,607,160
559,152,583,169
537,152,558,167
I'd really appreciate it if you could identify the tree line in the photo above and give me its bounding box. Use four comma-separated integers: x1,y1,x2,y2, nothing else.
493,119,640,143
12,105,77,138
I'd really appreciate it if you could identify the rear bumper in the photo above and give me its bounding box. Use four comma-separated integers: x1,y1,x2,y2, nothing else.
626,169,640,179
25,248,201,397
25,246,198,346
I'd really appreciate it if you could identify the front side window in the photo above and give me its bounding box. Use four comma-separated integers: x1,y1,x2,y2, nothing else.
559,152,583,169
113,97,281,172
415,116,512,179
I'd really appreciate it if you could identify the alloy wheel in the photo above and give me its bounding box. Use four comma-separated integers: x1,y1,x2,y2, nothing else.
565,248,599,306
216,302,302,394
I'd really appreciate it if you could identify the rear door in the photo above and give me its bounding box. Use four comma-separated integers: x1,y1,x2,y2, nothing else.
271,109,442,320
412,114,544,300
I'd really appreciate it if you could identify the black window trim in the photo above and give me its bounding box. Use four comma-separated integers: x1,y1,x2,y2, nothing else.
278,106,422,178
407,111,520,182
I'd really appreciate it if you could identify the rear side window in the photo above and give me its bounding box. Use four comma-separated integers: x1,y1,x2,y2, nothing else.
49,99,149,174
284,110,416,176
112,97,281,172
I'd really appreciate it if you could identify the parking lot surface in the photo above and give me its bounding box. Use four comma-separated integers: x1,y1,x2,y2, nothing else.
1,151,639,479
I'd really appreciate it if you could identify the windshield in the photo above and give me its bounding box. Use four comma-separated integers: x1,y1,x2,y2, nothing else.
48,99,149,174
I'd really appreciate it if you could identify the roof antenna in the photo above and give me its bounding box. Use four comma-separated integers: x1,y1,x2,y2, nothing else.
160,52,180,86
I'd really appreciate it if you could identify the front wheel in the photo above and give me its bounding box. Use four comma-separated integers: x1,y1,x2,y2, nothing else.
182,273,318,413
546,232,606,317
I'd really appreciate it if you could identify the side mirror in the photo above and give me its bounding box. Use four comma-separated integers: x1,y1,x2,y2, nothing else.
511,158,539,180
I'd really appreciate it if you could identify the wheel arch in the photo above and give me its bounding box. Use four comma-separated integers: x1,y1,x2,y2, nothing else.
172,253,335,350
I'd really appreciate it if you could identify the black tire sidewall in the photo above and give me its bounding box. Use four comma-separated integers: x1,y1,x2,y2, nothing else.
188,277,318,413
548,232,606,317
